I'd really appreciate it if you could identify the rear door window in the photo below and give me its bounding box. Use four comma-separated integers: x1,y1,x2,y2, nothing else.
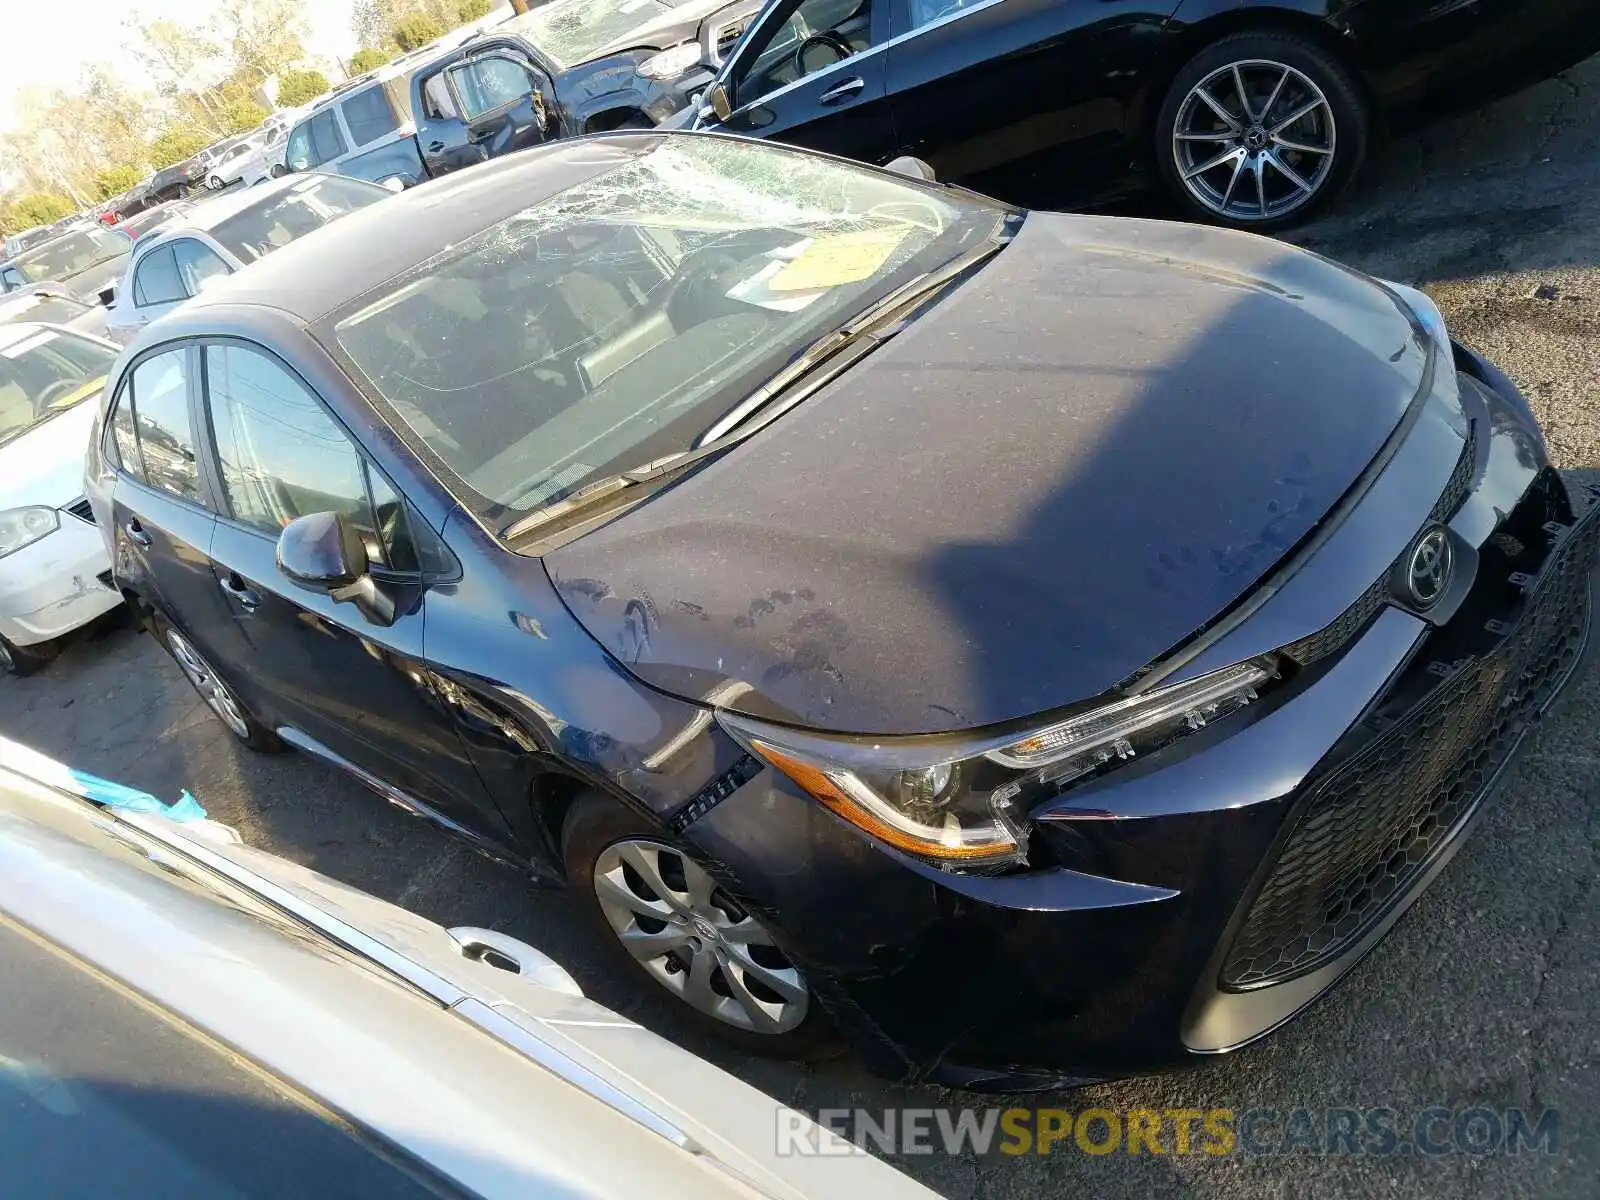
130,350,205,504
133,246,185,307
171,239,232,294
108,381,143,477
340,86,399,147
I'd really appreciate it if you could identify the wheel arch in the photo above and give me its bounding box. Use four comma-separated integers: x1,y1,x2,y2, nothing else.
1144,3,1380,135
583,107,653,133
528,768,601,882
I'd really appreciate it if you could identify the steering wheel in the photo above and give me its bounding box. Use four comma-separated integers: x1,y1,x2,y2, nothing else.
664,229,802,328
33,379,85,414
794,32,854,77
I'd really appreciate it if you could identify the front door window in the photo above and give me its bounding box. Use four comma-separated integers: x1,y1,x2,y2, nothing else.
732,0,880,106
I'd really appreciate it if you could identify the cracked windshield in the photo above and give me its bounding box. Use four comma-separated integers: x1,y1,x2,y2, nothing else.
507,0,687,69
335,136,1000,522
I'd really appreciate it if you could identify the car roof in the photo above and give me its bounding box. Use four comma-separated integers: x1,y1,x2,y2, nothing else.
183,135,661,325
133,175,368,248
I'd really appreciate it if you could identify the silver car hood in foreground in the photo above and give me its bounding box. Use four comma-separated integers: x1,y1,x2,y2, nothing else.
0,755,934,1200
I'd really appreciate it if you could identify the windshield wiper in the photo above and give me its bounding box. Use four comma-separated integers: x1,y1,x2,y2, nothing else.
500,225,1015,544
696,233,1010,447
500,447,725,542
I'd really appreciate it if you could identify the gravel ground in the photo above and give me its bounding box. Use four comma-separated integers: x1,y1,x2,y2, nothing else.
3,55,1598,1200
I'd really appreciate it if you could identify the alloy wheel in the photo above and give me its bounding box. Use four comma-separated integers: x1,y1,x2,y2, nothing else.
165,628,252,739
1172,59,1337,223
592,838,810,1034
0,638,13,673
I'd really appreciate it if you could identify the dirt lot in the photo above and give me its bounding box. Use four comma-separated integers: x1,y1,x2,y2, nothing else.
3,55,1598,1200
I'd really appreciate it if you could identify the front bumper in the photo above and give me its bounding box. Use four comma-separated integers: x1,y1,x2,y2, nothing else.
0,508,120,647
678,348,1598,1089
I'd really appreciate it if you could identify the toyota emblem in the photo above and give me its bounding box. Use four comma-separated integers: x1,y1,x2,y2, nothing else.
1405,526,1454,609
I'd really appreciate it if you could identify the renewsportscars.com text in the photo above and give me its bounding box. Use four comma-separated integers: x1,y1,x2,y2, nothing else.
777,1106,1560,1158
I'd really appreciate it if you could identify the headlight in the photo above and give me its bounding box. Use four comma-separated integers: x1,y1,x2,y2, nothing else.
1382,280,1450,354
0,506,59,559
718,659,1275,869
637,43,704,81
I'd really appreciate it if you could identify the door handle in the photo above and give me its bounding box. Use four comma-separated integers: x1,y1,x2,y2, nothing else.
466,128,493,144
219,573,260,612
818,77,866,106
124,519,151,547
426,140,446,152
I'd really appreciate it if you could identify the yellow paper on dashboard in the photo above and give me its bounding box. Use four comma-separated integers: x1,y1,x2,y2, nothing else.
768,226,911,292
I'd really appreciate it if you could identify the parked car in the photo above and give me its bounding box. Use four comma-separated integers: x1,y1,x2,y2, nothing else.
207,117,300,191
145,155,211,205
86,132,1598,1088
112,198,199,243
106,174,390,344
280,49,459,188
0,287,111,340
692,0,1600,229
0,323,122,675
0,738,936,1199
0,225,133,304
407,0,761,179
3,225,58,258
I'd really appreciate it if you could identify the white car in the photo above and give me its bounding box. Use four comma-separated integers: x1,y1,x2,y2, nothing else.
0,323,123,674
0,736,939,1199
105,172,392,343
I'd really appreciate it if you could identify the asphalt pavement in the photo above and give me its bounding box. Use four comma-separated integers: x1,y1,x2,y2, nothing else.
3,54,1598,1200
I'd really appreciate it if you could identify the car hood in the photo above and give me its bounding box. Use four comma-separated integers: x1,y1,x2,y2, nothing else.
0,396,102,508
546,213,1429,735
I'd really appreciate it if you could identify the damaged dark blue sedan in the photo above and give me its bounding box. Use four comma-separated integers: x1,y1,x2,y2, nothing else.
86,132,1597,1090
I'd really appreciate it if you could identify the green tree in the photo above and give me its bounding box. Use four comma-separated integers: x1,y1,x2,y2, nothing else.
8,193,76,227
455,0,493,21
277,68,331,107
94,165,146,201
149,127,211,169
349,47,391,73
391,12,445,51
221,97,270,134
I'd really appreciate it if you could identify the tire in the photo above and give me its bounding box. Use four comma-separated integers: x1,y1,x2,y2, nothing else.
1154,31,1371,231
150,612,282,753
562,794,838,1060
0,633,58,677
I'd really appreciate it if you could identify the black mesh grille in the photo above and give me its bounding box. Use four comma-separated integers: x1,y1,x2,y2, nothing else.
1284,429,1476,668
1221,510,1597,991
1283,575,1389,667
63,498,96,525
1430,415,1477,524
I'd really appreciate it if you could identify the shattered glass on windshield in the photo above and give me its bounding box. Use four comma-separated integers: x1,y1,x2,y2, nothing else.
334,136,999,524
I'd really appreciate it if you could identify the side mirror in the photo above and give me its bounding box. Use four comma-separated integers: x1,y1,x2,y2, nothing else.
885,156,937,182
277,512,395,625
707,81,732,122
272,161,294,177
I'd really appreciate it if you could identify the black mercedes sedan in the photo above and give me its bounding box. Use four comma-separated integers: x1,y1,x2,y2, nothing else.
86,132,1597,1089
693,0,1599,228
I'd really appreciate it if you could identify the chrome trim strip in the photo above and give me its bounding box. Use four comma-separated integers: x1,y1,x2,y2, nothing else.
728,44,886,114
879,0,1008,53
452,998,704,1154
724,0,1006,115
115,807,471,1007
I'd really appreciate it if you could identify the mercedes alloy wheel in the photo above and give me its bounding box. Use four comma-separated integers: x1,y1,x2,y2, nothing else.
1157,34,1370,230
